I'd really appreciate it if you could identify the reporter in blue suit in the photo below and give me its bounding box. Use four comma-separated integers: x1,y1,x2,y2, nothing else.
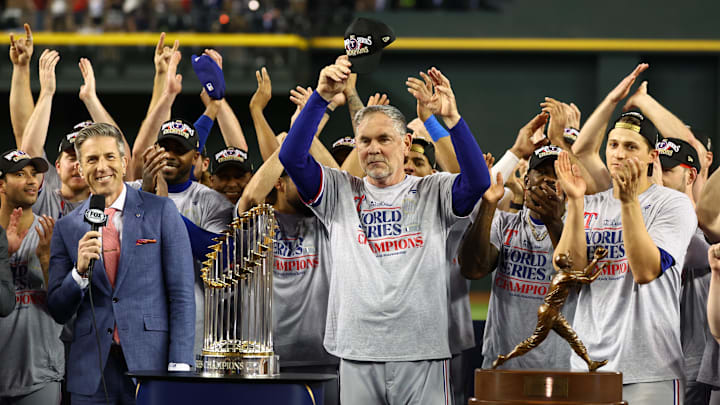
47,123,195,404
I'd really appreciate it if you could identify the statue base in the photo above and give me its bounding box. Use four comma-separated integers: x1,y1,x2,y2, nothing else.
196,352,279,376
468,369,627,404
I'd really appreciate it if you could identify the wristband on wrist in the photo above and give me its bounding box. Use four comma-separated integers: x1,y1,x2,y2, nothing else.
509,202,524,210
563,127,579,145
325,107,334,116
424,115,450,142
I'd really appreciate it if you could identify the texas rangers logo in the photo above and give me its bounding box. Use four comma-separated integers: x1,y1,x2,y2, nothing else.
345,35,372,56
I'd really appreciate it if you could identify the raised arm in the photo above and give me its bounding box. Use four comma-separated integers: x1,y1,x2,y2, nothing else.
707,244,720,343
78,57,131,160
623,81,693,142
697,166,720,243
249,67,279,160
130,50,183,180
459,165,503,279
553,151,588,270
20,49,59,158
9,23,34,148
614,157,661,284
278,57,350,203
147,33,178,117
573,64,649,194
237,148,285,214
425,67,490,216
407,71,459,173
199,51,247,150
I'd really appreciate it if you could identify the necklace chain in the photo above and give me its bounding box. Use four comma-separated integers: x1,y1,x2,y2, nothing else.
526,210,548,241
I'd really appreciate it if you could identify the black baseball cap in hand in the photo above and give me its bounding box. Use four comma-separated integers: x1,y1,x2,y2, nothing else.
656,137,701,172
344,18,395,74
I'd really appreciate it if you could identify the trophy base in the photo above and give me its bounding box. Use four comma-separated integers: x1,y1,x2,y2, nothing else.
468,368,627,404
196,353,279,377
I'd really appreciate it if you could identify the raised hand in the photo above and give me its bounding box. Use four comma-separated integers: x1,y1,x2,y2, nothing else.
510,113,548,160
35,215,55,274
427,67,460,127
709,243,720,273
406,72,436,121
367,93,389,106
6,208,27,256
483,170,505,204
154,32,179,75
554,151,586,200
78,57,97,102
540,97,569,146
506,159,528,200
9,23,33,66
317,55,351,102
203,48,223,70
141,144,168,194
607,63,649,104
289,86,313,127
38,49,60,96
566,102,581,129
622,80,649,112
250,67,272,111
165,50,183,96
611,157,643,203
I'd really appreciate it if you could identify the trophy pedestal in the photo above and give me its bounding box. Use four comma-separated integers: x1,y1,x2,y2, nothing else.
468,369,627,405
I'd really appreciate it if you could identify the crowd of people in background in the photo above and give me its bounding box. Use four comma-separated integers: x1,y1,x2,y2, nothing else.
2,19,720,405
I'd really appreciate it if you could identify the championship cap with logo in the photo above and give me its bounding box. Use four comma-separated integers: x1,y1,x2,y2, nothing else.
157,119,199,153
210,147,253,175
344,18,395,74
59,120,93,153
528,144,563,171
612,111,658,148
332,136,356,154
656,137,701,172
0,149,49,177
410,138,436,168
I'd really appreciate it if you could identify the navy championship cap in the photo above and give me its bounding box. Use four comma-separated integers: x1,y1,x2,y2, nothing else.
157,119,199,153
344,18,395,74
410,138,436,168
58,120,93,153
656,137,701,172
0,149,49,177
528,144,563,171
612,111,658,148
211,147,252,175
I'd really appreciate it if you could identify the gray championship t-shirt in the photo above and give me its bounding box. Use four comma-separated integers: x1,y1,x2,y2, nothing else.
32,164,84,219
482,207,574,369
273,212,338,367
572,185,696,383
0,216,64,397
680,227,712,382
310,167,464,362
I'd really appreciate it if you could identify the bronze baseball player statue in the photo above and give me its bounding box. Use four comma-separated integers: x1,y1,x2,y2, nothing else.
492,247,609,371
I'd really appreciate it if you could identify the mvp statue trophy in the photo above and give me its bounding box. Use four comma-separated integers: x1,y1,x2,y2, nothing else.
469,247,628,405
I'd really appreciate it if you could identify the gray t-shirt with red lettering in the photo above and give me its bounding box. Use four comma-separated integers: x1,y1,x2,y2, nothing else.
273,212,337,366
572,185,696,383
483,207,574,369
309,167,463,361
0,216,64,397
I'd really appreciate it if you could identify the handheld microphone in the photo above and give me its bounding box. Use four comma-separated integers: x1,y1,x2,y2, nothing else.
83,195,108,280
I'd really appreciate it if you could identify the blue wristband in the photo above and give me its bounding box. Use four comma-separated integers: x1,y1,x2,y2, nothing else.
424,115,450,142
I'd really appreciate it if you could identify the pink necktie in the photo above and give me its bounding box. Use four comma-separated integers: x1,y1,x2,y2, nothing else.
103,208,121,344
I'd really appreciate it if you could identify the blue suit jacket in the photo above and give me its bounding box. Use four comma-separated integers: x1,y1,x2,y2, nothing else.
47,185,195,395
